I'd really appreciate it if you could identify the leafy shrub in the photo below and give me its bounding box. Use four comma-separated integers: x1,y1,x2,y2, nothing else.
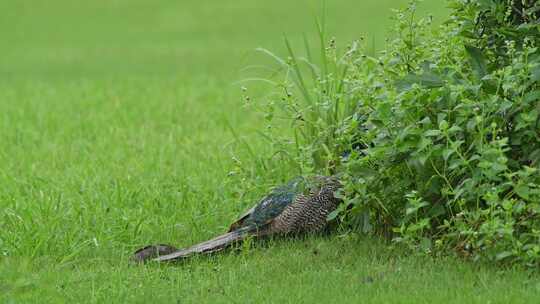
247,0,540,266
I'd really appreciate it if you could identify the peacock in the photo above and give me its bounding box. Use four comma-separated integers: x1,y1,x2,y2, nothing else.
132,175,341,263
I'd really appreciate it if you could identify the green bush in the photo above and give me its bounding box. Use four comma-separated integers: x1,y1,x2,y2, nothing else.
249,0,540,266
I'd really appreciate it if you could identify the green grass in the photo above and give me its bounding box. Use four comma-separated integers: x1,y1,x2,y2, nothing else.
1,0,538,303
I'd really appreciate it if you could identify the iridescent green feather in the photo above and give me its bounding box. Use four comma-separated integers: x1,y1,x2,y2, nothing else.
242,176,308,228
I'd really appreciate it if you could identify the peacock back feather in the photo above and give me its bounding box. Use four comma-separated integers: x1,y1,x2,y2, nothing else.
242,176,308,228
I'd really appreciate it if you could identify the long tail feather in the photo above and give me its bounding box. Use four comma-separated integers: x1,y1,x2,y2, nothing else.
134,227,258,262
131,244,178,263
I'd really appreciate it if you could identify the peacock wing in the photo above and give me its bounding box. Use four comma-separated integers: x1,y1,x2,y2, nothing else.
228,205,257,232
231,177,308,230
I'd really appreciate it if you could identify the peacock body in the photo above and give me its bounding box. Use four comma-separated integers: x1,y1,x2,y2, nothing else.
133,175,341,263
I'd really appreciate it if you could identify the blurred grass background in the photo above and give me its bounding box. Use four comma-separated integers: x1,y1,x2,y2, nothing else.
0,0,447,79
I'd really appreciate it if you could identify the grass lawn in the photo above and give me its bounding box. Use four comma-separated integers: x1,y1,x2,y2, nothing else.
1,0,539,302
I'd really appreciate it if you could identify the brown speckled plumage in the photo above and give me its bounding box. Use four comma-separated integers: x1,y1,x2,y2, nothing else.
270,177,341,234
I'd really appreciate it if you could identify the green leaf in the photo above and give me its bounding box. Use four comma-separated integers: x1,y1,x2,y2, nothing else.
395,72,445,91
439,120,449,130
406,201,429,215
417,137,432,151
498,99,513,112
502,200,513,211
424,129,442,137
464,45,487,79
326,209,340,221
447,125,462,134
477,0,493,9
442,148,454,161
495,251,513,261
515,184,530,200
530,65,540,82
427,204,446,218
524,90,540,103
